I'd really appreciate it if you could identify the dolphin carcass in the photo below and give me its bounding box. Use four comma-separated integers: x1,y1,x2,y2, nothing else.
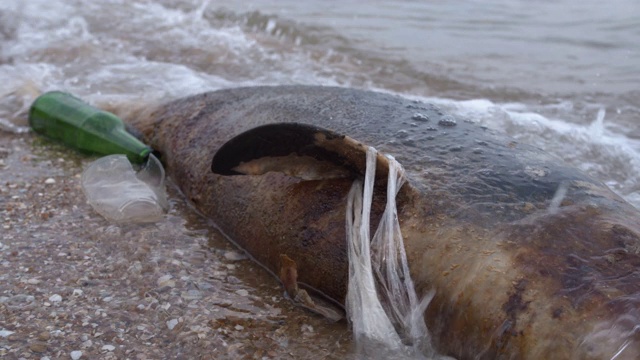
124,85,640,359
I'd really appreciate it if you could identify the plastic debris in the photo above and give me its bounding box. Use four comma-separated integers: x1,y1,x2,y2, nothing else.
81,154,168,223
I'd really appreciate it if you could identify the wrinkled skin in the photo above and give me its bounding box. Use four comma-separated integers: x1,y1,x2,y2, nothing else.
124,86,640,359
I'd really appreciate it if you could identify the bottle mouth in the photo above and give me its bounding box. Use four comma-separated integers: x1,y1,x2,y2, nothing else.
137,147,153,163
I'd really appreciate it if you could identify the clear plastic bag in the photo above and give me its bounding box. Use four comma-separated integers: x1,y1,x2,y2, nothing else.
81,154,168,223
346,147,453,360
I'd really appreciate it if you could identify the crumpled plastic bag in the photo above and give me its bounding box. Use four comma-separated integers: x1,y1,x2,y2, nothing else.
81,154,168,223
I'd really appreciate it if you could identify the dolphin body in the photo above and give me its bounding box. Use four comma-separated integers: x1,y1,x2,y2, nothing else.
124,85,640,359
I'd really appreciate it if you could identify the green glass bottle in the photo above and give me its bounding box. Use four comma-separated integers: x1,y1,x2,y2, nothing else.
29,91,151,164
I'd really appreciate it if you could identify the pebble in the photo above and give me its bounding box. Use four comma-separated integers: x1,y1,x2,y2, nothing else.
7,294,35,304
30,341,48,353
49,294,62,302
223,250,247,261
235,289,249,297
70,350,82,360
157,274,175,287
181,289,202,300
301,324,314,333
0,329,15,338
102,345,116,352
166,318,178,330
44,178,56,185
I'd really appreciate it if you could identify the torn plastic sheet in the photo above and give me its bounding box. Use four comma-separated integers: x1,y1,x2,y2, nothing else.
346,146,453,360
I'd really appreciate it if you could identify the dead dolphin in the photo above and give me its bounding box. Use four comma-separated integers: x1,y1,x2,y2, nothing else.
123,85,640,359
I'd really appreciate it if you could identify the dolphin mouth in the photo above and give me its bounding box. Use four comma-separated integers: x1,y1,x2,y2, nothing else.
211,122,395,183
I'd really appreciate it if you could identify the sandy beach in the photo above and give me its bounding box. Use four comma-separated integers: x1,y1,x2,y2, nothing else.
0,132,352,359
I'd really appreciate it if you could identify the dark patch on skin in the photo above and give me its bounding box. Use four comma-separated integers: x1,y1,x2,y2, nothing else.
552,307,564,319
612,224,640,254
501,279,530,337
291,179,388,251
299,226,319,248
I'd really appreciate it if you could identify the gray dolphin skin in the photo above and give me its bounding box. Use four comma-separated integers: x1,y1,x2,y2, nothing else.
124,85,640,359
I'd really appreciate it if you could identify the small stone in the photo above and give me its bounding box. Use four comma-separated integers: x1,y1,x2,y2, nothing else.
8,294,35,304
102,345,115,352
234,325,244,331
70,350,82,360
38,331,51,341
167,318,179,330
49,294,62,302
73,289,83,297
181,289,202,300
157,274,175,287
301,323,316,338
223,251,247,261
235,289,249,297
0,329,15,338
30,341,48,353
44,178,56,185
27,278,41,285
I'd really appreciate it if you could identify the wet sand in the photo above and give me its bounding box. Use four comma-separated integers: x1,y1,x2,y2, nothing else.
0,132,353,359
